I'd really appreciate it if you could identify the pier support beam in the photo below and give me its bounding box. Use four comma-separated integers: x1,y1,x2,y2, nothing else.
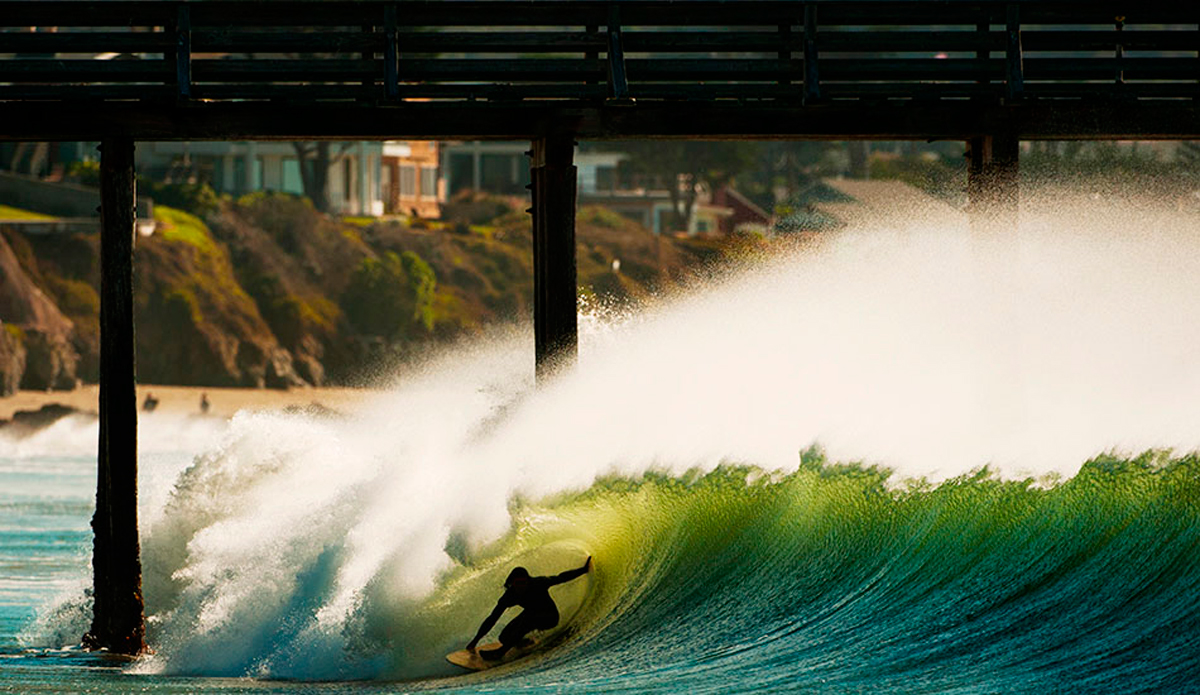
966,133,1020,234
84,138,145,656
530,134,578,382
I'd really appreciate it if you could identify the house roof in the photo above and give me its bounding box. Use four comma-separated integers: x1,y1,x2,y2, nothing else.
716,185,772,221
780,178,964,232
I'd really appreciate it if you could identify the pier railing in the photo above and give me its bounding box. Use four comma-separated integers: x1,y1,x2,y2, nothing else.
1,1,1198,105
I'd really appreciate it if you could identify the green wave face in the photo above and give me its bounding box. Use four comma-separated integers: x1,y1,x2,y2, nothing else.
414,453,1200,691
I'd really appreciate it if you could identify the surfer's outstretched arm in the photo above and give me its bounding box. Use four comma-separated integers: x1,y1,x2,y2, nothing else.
547,556,592,586
466,602,507,651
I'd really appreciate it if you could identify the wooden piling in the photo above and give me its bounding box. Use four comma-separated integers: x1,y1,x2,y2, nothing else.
83,137,145,656
966,133,1020,234
530,134,578,382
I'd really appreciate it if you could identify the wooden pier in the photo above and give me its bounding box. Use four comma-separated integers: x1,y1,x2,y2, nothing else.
2,0,1199,654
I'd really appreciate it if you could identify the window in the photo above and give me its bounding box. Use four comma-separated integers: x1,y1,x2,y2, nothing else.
482,153,518,193
343,158,354,201
420,166,437,199
282,158,303,195
595,165,615,192
620,210,646,226
448,153,475,195
252,156,264,190
399,165,417,197
380,165,393,212
655,208,673,235
233,157,246,194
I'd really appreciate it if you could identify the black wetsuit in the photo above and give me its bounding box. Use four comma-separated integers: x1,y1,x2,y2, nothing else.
474,565,589,659
495,577,562,644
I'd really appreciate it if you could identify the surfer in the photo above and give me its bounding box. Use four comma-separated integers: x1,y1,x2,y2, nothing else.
465,556,592,660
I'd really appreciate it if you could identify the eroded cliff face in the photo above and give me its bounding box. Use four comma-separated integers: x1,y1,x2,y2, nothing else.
3,193,724,390
0,322,26,397
133,206,302,388
0,231,79,391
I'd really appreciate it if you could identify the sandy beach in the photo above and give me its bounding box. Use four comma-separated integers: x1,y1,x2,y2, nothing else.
0,384,381,422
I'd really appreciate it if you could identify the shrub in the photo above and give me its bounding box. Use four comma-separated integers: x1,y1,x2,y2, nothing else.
155,206,218,254
234,192,319,253
441,190,521,226
578,206,627,229
342,251,436,339
66,164,218,218
161,288,202,334
139,178,221,218
66,160,100,187
244,271,338,348
42,274,99,317
4,323,24,344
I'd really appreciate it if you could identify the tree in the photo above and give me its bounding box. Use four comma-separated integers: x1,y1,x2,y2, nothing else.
291,142,354,213
734,141,846,212
614,141,757,232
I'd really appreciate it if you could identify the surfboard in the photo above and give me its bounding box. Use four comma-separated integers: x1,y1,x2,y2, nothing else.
446,638,540,671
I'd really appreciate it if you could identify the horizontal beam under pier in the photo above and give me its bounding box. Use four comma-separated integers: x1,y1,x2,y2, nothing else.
2,102,1199,142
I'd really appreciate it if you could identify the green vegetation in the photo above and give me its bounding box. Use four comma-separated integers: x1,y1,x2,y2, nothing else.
135,204,280,386
609,141,757,232
160,288,204,333
342,251,437,338
236,190,302,210
868,151,965,202
67,160,222,218
6,177,739,386
41,274,99,317
155,206,219,254
442,190,520,226
243,271,338,348
65,160,100,187
141,179,222,218
577,206,626,229
3,323,23,343
0,204,55,220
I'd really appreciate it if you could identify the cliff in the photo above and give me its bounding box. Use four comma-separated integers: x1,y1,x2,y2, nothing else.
0,231,79,392
0,192,723,389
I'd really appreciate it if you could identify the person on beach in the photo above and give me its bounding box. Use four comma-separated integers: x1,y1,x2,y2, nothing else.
466,557,592,660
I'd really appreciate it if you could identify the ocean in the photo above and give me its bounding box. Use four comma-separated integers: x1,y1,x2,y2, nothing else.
3,199,1200,693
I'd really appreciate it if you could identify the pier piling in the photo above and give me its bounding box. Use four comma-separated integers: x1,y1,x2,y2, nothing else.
84,138,145,656
966,133,1020,234
530,134,578,381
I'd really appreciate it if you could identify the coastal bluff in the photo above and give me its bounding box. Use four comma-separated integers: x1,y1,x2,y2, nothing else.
1,191,722,394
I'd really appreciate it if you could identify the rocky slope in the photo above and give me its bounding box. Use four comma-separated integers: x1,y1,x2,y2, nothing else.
0,231,78,393
1,191,728,389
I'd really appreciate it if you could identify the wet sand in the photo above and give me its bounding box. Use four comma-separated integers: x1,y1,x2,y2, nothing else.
0,384,380,421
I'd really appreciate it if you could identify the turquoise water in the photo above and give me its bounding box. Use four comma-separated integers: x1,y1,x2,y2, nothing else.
3,445,1200,694
6,206,1200,692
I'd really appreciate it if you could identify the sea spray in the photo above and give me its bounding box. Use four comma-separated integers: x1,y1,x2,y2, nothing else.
16,191,1200,688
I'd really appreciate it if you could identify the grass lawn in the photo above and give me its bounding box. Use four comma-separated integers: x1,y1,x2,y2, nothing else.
0,204,56,220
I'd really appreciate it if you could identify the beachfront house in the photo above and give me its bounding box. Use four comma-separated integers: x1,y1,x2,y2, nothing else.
135,141,388,216
440,142,762,236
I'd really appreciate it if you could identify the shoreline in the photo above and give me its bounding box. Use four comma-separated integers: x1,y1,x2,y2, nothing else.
0,384,381,422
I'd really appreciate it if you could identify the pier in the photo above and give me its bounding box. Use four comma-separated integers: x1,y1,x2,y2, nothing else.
2,0,1198,654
